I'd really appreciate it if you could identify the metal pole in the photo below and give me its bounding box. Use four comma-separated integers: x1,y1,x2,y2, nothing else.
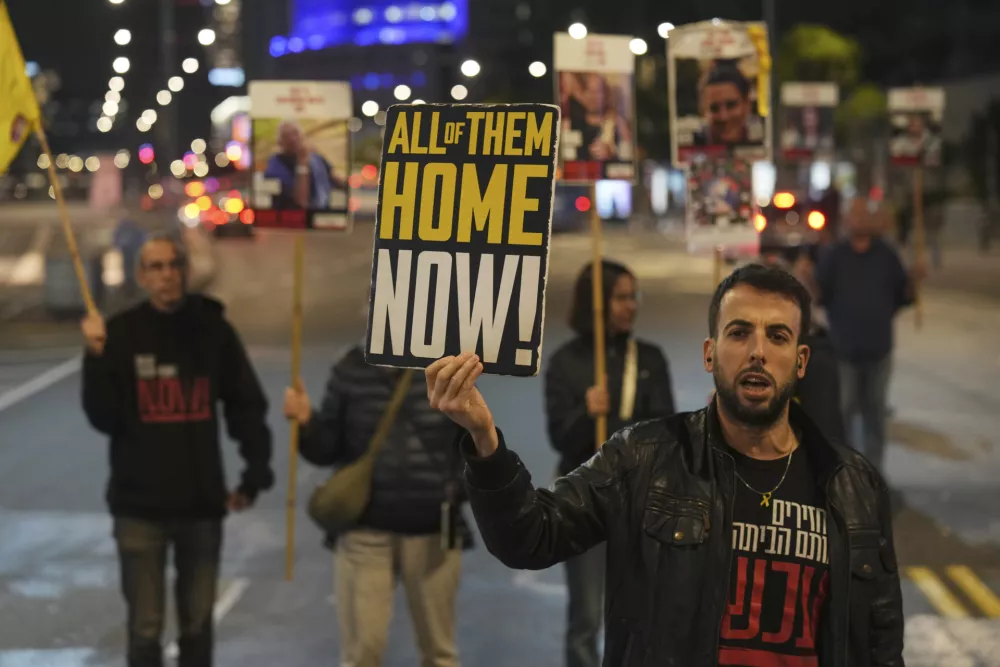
159,0,179,167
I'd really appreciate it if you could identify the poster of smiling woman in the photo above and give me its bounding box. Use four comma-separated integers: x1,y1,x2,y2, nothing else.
668,20,772,167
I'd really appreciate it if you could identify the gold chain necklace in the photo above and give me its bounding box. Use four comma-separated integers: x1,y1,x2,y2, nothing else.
733,448,794,508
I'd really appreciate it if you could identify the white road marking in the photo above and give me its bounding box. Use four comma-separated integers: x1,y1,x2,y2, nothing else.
0,356,81,414
164,577,249,660
0,648,96,665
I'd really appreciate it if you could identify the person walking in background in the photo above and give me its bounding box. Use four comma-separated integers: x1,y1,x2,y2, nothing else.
817,198,924,472
283,345,472,667
544,260,676,667
80,233,274,667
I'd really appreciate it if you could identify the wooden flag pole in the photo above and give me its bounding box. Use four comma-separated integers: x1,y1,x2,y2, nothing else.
285,233,305,581
588,184,607,449
34,125,96,315
912,165,926,330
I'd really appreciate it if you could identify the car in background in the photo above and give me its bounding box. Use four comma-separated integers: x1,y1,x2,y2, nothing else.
755,190,833,263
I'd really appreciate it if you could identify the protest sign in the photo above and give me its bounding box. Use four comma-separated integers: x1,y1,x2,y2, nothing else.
780,83,838,161
888,87,945,167
685,155,758,253
365,103,560,377
668,20,772,167
249,80,353,231
553,33,636,183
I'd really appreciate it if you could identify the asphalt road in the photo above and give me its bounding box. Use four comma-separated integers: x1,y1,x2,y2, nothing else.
0,222,999,666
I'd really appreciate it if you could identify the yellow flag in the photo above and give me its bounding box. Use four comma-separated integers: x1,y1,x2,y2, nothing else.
0,0,41,174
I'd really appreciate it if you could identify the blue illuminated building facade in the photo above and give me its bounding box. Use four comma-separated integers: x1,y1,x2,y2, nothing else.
273,0,468,53
244,0,469,113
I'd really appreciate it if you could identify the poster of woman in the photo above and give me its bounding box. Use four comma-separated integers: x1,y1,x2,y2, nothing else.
554,32,636,183
668,20,772,167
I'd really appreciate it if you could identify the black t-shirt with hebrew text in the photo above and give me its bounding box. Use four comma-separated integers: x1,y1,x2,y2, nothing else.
718,440,831,667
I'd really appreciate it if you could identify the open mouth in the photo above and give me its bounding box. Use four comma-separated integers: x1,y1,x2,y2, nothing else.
739,373,773,393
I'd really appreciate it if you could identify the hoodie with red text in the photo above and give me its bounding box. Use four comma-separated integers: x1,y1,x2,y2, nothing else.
82,295,274,519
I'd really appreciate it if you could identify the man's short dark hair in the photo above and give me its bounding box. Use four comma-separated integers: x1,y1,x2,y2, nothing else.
708,263,811,339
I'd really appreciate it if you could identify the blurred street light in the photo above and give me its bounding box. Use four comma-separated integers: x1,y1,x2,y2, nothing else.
529,61,547,77
68,156,84,172
629,38,648,55
658,22,674,38
106,90,121,104
182,58,199,74
137,118,151,132
411,99,425,105
568,23,587,39
97,117,113,133
114,29,131,46
193,162,209,177
113,57,130,74
86,157,101,172
102,101,119,116
451,84,468,101
191,138,207,154
394,84,412,101
115,151,130,168
461,59,480,77
157,90,172,105
361,100,379,117
168,76,184,92
170,160,186,177
109,76,124,91
198,29,216,46
37,154,50,169
108,0,124,4
215,0,231,4
142,109,158,124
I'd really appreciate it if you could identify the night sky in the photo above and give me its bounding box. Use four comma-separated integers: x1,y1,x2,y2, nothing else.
6,0,998,155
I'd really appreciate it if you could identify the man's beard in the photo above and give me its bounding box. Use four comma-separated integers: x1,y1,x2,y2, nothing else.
714,365,797,428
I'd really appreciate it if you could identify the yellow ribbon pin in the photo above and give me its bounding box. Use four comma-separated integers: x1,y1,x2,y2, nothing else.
746,24,771,118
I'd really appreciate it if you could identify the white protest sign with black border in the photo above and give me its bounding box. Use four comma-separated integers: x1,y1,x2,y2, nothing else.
249,80,353,231
888,87,945,168
780,82,838,161
365,103,561,377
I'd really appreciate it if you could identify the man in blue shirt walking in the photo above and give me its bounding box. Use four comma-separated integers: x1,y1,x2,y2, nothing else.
817,198,923,472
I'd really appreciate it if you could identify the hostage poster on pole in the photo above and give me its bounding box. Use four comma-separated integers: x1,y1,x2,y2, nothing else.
780,82,838,161
249,81,353,231
553,33,636,183
668,20,772,167
888,87,945,167
685,155,757,253
364,103,561,377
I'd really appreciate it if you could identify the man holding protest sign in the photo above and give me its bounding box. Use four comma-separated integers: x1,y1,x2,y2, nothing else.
424,264,903,667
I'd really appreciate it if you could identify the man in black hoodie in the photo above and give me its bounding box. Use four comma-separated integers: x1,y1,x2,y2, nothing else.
80,233,273,667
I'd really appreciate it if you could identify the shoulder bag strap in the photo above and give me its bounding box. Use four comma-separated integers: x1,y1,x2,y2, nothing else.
366,369,414,459
619,337,639,422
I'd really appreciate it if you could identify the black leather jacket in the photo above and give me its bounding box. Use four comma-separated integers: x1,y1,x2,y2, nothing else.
462,402,904,667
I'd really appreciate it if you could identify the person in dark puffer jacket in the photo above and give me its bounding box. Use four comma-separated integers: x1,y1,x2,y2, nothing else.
284,344,470,667
544,260,676,667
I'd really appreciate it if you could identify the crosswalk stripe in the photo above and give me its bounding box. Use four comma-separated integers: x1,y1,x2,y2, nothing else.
905,566,970,618
946,565,1000,618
